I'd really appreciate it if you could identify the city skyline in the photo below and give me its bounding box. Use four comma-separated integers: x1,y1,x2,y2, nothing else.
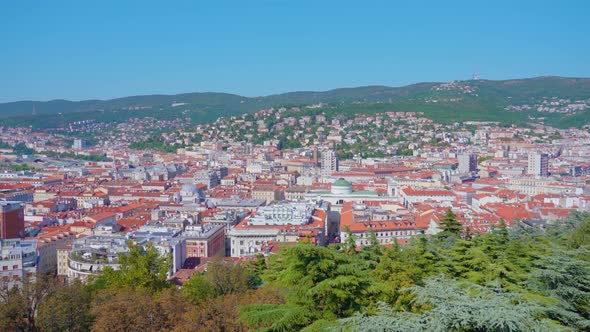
1,1,589,330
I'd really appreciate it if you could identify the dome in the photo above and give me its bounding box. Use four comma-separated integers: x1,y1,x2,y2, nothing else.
181,183,198,194
332,178,352,187
331,178,352,195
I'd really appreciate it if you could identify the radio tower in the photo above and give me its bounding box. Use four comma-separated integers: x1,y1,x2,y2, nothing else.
472,71,481,80
32,104,37,115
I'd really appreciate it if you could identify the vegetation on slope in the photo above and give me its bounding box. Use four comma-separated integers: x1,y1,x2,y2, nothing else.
2,76,589,129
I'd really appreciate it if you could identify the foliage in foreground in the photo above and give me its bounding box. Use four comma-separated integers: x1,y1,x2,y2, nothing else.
0,212,589,331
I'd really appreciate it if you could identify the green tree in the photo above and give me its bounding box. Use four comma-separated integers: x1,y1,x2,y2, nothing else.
340,276,560,331
206,258,252,296
343,227,357,255
528,248,590,330
89,242,171,293
0,275,57,332
37,280,92,332
241,243,374,331
439,208,463,237
371,240,424,311
181,273,215,305
569,213,590,249
91,288,167,332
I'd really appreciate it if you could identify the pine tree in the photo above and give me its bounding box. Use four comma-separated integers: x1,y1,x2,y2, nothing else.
439,208,463,235
496,218,509,243
359,230,383,265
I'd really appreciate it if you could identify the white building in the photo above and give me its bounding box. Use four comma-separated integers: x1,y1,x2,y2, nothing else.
63,235,128,282
400,187,456,208
528,152,549,177
321,150,338,178
458,153,477,173
0,239,37,288
304,178,388,211
228,201,328,258
72,139,85,150
246,202,315,226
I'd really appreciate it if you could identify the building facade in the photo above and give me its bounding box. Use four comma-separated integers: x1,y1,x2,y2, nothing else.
528,153,549,177
0,201,25,239
458,153,477,173
0,239,37,288
321,150,338,178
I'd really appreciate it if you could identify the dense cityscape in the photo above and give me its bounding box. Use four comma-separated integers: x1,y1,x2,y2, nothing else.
0,87,589,330
1,1,590,331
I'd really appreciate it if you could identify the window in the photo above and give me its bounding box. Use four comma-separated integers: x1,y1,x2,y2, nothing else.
2,266,7,271
12,265,18,270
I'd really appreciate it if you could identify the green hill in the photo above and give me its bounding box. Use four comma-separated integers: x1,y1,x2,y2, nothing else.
1,76,589,128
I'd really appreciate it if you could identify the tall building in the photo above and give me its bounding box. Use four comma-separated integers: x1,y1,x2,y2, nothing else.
528,153,549,177
0,201,24,239
194,170,220,189
321,150,338,178
313,146,319,166
72,139,85,149
0,239,37,287
457,153,477,173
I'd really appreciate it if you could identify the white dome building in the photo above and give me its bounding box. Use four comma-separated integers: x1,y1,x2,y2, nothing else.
331,178,353,195
180,183,200,203
304,178,393,212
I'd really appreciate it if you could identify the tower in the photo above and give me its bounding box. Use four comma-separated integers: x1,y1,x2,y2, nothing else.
458,153,477,173
528,152,549,177
313,146,319,166
321,150,338,178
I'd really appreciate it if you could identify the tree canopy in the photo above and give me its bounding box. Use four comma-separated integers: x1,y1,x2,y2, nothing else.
0,213,589,331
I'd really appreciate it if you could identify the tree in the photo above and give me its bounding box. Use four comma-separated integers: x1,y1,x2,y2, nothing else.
89,242,171,293
205,258,251,296
181,273,215,304
37,280,92,332
358,230,383,268
182,258,257,305
0,274,57,332
496,218,509,243
343,227,357,255
91,288,167,332
528,248,590,330
569,213,590,249
241,243,375,331
439,208,463,236
178,287,283,332
371,241,424,311
156,288,191,332
339,276,558,331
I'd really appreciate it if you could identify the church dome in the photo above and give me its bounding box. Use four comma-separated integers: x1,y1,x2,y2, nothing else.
181,183,198,194
331,178,352,195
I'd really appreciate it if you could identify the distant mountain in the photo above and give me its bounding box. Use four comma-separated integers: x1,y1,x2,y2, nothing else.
1,76,589,128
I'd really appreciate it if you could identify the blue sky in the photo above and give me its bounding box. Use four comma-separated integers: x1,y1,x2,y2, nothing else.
1,0,588,102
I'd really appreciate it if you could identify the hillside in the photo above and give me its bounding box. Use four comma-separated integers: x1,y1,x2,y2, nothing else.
1,76,589,129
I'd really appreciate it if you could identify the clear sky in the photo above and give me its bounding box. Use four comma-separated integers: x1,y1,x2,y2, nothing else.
1,0,588,102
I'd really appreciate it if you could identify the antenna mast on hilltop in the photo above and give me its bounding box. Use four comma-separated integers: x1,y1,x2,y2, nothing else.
472,71,481,80
32,103,37,115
